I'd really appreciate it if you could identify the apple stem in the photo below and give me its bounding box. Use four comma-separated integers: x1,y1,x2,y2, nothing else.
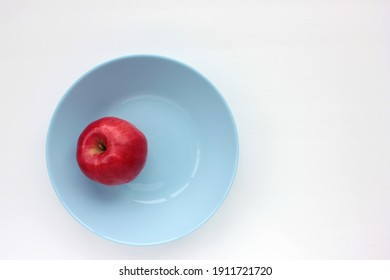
98,143,106,152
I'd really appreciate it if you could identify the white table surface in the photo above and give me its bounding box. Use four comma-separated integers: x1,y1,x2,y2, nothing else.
1,0,389,259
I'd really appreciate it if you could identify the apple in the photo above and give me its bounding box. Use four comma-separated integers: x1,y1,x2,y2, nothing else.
76,116,147,186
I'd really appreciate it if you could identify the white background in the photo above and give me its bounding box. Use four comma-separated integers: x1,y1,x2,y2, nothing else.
1,0,389,259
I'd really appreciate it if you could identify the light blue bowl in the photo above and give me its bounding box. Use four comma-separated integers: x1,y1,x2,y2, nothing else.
46,55,239,245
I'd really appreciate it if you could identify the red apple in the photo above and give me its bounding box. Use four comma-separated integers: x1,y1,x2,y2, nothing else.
76,117,147,186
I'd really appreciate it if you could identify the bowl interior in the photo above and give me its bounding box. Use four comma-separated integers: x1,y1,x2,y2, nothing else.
46,56,238,245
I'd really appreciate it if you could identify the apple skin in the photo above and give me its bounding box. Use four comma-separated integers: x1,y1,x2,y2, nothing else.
76,117,147,186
